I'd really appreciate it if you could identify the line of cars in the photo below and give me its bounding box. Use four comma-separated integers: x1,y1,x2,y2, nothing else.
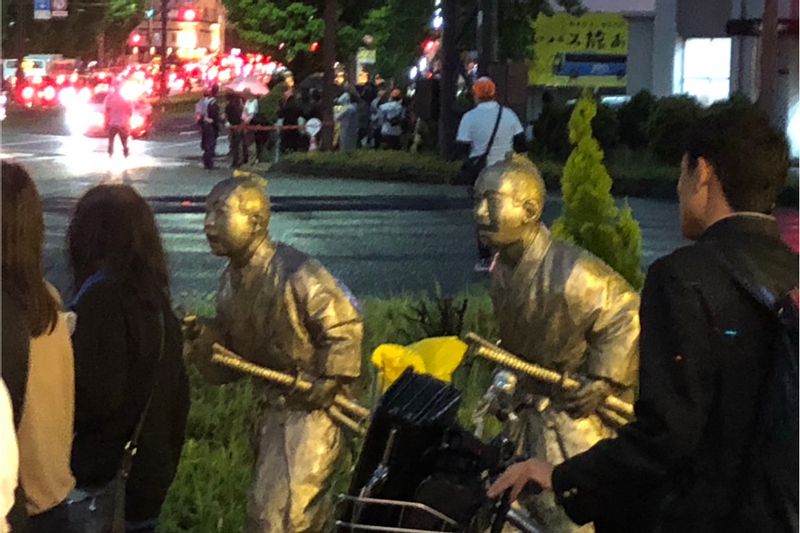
2,55,156,137
2,50,283,138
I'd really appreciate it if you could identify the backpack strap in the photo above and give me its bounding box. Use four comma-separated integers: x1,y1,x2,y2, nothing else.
708,245,780,314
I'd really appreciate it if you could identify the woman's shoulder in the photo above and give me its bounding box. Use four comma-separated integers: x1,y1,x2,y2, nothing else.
70,274,125,311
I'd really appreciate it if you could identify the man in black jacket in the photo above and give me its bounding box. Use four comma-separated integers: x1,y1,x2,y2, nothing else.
488,98,798,532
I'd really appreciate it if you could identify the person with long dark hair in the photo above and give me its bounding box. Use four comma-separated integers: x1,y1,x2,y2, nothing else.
65,184,190,533
2,161,77,532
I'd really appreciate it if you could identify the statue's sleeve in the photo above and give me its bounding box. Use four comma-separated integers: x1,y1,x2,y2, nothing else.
293,263,363,379
568,257,640,389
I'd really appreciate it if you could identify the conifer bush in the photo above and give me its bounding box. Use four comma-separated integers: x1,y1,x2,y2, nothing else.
553,90,644,289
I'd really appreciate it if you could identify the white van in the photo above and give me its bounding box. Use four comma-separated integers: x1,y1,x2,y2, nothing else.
21,54,64,77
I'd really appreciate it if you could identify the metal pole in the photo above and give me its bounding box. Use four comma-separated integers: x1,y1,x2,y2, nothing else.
757,0,778,123
320,0,337,150
438,0,460,159
160,0,168,98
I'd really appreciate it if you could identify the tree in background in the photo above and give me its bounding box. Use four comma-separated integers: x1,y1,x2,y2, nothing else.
360,0,431,83
617,90,656,150
553,90,644,289
647,95,702,165
2,0,144,59
497,0,583,61
223,1,323,74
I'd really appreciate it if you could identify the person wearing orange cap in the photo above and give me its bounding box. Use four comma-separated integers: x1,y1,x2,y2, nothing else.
455,76,527,271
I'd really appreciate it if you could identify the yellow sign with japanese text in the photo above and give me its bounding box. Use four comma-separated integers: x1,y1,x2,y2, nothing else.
530,12,629,87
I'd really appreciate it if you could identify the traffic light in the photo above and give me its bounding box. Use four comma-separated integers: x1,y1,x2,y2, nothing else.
145,8,155,18
309,41,319,52
179,6,197,21
129,32,142,45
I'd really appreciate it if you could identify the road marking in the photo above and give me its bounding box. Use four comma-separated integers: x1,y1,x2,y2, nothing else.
0,152,33,159
1,137,63,147
179,131,196,136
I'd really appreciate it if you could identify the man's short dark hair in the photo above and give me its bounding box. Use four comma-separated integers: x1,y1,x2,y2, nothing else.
685,96,789,213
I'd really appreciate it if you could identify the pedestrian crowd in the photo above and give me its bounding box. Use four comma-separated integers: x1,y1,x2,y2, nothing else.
192,75,436,170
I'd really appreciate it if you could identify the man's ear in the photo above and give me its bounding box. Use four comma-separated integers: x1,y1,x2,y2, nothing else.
249,212,267,232
694,157,715,190
522,199,542,224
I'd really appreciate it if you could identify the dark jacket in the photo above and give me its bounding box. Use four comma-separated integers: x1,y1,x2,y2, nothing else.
2,290,30,532
225,100,243,126
552,214,798,533
2,290,29,428
70,276,190,521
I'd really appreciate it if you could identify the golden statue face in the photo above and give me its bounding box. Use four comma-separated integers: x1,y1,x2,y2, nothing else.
473,164,543,250
204,182,269,258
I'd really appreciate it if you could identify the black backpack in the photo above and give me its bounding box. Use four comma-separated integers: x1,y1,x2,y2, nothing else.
714,250,799,532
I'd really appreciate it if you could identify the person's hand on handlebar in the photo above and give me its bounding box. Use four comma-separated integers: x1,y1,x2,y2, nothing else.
487,458,554,502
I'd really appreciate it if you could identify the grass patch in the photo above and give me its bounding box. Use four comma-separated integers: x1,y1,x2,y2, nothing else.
159,289,500,531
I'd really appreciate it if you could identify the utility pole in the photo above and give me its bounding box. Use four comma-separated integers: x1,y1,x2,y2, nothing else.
320,0,337,150
757,0,778,122
476,0,497,77
438,0,460,159
160,0,169,97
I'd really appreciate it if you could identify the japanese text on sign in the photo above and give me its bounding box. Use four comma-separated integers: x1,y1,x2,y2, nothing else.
530,12,629,88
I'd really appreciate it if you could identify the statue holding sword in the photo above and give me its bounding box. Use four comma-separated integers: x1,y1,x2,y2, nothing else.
472,156,641,533
183,173,363,533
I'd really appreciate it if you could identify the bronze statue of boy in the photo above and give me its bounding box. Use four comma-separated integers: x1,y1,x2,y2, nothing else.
474,157,640,532
185,175,363,532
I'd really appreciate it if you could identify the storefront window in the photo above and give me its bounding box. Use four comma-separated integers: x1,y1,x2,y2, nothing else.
677,38,732,105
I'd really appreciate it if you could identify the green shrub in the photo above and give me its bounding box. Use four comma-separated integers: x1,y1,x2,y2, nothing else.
273,150,461,183
533,101,572,160
648,94,702,165
617,90,657,149
592,102,620,152
553,91,645,289
159,370,256,533
534,99,618,160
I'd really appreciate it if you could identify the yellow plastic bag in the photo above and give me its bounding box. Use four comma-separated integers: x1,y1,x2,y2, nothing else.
371,336,468,391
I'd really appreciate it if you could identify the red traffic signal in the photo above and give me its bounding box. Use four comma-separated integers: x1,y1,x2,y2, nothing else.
179,6,197,21
309,41,320,52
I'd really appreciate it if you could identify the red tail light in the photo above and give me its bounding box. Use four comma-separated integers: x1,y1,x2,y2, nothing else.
42,85,56,101
21,86,34,100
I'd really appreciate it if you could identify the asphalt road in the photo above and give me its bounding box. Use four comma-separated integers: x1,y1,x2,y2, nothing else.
2,108,795,304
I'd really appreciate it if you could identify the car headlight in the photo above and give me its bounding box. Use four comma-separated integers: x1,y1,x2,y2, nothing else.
130,113,145,129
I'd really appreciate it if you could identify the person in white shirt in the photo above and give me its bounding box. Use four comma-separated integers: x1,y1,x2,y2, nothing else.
455,76,526,167
455,77,528,271
241,90,259,163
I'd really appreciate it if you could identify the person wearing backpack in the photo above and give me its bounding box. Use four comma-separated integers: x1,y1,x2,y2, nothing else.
487,97,798,533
